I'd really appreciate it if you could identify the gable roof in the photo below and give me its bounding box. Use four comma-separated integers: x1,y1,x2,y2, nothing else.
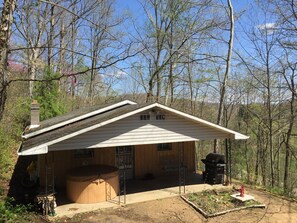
18,101,249,156
23,100,136,139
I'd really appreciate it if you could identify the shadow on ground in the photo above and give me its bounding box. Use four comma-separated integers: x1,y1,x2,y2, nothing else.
126,172,204,194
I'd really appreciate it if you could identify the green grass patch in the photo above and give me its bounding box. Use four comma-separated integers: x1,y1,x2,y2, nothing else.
185,189,262,216
0,197,34,223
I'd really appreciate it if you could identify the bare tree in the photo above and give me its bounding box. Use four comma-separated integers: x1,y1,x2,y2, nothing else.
87,0,126,103
278,57,297,193
14,0,51,97
214,0,234,153
271,0,297,192
134,0,218,103
0,0,16,120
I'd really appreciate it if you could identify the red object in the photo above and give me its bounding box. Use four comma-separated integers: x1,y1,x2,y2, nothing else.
240,185,245,197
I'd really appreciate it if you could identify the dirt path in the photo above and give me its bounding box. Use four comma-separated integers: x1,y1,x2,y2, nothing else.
55,188,297,223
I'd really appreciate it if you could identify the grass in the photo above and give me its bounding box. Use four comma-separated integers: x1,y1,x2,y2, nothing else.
0,197,34,223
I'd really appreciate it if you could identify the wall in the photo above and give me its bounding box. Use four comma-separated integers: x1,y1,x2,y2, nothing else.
38,147,115,188
134,141,195,179
49,110,230,151
38,141,196,188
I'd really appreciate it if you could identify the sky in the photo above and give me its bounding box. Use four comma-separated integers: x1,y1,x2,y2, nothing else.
112,0,256,92
0,0,275,95
115,0,251,16
112,0,279,95
113,0,263,51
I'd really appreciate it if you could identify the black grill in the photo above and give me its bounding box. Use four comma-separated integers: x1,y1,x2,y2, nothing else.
201,153,225,184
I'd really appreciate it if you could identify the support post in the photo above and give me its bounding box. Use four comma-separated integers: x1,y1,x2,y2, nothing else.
225,139,229,185
225,138,232,185
117,148,126,204
229,139,232,184
43,153,56,216
178,142,186,194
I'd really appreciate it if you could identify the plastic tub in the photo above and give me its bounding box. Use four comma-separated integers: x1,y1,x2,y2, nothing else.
66,165,119,204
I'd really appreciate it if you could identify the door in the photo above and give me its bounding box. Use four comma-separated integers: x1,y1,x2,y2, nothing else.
116,146,134,179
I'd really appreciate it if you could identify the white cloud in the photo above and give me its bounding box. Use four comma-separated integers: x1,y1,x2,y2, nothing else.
256,23,277,35
105,70,127,78
257,22,275,30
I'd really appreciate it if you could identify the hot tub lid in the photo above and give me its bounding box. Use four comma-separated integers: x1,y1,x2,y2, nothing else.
67,165,118,180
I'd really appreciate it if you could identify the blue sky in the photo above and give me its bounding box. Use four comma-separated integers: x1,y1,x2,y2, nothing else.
115,0,251,16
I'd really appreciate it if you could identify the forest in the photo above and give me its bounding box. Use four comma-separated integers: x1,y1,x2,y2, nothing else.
0,0,297,217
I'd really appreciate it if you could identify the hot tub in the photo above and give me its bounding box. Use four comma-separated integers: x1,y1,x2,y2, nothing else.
66,165,119,204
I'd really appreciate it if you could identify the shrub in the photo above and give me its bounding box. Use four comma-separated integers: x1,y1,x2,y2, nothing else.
0,197,32,223
33,68,66,121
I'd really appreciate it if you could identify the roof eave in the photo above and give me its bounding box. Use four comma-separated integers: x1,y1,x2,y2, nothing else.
18,143,48,156
234,134,250,140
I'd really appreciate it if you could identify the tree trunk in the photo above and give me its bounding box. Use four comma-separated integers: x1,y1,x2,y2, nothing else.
71,3,76,97
0,0,16,120
147,76,154,103
58,20,65,91
47,5,55,68
266,62,274,187
214,0,234,153
168,3,174,105
187,48,194,114
284,76,296,193
156,72,161,102
28,50,39,97
89,47,97,104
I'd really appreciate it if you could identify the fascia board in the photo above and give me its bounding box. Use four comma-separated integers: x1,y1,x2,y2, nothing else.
18,144,48,155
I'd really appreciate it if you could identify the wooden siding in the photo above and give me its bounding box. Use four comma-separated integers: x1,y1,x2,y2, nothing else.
38,148,115,188
134,141,195,179
49,111,230,151
38,142,195,187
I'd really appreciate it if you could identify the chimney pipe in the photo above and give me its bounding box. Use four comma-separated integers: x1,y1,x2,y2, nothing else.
30,100,40,129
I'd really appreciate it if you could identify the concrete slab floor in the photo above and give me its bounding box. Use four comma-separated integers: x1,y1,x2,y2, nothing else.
52,183,230,219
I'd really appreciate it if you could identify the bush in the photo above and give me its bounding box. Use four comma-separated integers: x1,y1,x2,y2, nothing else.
0,197,32,223
0,96,31,181
33,68,66,121
0,127,16,181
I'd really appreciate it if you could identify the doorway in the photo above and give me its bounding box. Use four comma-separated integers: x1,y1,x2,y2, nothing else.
115,146,134,179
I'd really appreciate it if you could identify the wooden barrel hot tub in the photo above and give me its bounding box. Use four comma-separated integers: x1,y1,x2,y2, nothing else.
66,165,119,204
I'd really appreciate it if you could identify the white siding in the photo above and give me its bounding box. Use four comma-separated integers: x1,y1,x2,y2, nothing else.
49,111,231,151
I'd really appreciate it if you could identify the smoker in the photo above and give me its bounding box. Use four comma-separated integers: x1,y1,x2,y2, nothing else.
201,153,225,184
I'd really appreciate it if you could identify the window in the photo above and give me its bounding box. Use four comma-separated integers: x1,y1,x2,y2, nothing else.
157,143,172,151
74,149,94,158
140,114,150,120
156,114,165,120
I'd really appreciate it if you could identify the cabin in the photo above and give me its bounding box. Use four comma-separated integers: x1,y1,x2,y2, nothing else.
18,100,248,204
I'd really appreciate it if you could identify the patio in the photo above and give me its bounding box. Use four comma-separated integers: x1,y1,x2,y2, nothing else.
53,173,230,218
